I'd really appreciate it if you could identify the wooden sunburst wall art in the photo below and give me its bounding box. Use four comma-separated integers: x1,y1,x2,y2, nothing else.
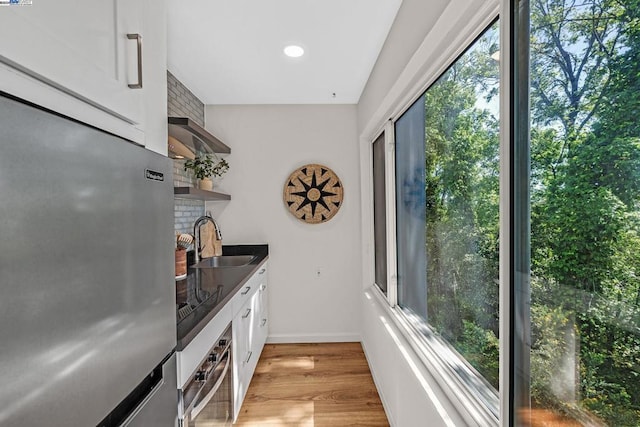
283,163,344,224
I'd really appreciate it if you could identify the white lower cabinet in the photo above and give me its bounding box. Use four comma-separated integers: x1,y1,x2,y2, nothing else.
232,263,268,421
256,282,268,350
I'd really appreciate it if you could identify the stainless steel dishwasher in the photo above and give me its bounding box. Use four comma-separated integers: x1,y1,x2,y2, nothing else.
179,324,233,427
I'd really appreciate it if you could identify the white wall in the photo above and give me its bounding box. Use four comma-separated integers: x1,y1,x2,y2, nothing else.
356,0,448,133
204,105,362,342
358,0,498,140
357,0,499,425
362,290,468,427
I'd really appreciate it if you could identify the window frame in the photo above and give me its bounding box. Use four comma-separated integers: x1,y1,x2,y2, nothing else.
365,0,622,423
371,125,398,303
384,121,398,307
367,15,502,425
499,0,529,424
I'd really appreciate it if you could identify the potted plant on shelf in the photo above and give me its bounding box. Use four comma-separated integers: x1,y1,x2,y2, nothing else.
183,154,229,191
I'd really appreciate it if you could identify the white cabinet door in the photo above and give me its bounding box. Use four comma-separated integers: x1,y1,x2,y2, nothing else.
0,0,144,128
245,293,260,376
231,263,269,421
232,295,255,421
255,282,268,350
252,265,268,357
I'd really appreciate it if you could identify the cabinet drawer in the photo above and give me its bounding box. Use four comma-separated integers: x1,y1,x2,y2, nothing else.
231,280,257,317
232,293,256,420
231,263,267,317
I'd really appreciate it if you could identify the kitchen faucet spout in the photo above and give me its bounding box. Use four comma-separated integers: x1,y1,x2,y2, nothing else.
193,215,222,262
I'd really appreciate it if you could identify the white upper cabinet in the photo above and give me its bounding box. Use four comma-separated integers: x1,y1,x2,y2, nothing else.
0,0,143,124
0,0,167,149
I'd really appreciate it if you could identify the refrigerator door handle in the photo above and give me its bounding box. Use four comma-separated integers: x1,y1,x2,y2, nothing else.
118,378,165,427
97,356,167,427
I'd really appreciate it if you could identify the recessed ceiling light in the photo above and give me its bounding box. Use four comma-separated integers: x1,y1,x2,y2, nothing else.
284,45,305,58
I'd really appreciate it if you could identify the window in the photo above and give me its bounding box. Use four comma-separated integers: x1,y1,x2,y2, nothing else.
373,131,388,294
394,22,500,389
395,97,427,317
513,0,640,425
369,0,640,423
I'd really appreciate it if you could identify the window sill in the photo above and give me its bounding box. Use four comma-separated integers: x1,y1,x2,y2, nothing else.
367,285,499,426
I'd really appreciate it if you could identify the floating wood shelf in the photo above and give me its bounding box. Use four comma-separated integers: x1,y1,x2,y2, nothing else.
174,187,231,201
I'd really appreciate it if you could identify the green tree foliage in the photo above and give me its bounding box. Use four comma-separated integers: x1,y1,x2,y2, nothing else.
419,1,640,424
416,1,639,422
528,0,640,423
596,0,640,140
530,0,622,142
457,320,499,387
421,24,501,388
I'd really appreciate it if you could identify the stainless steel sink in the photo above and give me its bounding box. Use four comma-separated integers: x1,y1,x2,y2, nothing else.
192,255,256,268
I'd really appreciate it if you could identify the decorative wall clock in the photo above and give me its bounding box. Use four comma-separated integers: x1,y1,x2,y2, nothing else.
283,163,343,224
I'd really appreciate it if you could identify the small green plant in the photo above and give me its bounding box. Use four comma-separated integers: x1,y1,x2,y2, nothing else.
183,154,229,180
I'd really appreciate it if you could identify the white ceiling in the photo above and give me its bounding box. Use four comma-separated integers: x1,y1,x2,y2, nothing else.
167,0,403,105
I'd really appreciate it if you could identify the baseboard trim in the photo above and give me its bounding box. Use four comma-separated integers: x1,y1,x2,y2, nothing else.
266,333,361,344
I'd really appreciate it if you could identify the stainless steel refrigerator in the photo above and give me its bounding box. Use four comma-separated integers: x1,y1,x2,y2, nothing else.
0,94,177,426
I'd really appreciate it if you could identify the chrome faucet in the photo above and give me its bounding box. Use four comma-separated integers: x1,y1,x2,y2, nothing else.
205,210,222,241
211,218,222,241
193,215,221,263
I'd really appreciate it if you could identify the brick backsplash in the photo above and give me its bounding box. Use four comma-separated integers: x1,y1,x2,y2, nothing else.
168,70,205,236
167,71,204,126
173,159,196,187
174,198,205,235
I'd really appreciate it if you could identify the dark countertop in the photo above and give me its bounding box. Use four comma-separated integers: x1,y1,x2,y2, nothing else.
175,244,268,350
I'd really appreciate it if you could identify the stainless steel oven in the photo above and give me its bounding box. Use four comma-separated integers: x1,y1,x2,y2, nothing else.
179,324,233,427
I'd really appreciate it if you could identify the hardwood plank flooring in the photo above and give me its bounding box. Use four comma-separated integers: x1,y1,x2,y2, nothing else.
234,342,389,427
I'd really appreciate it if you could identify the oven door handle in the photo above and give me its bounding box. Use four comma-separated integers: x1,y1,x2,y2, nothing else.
190,350,231,420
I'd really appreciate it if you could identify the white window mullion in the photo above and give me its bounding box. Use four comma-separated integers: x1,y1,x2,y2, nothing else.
385,120,398,308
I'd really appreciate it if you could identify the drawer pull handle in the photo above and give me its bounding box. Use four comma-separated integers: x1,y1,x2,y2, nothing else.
242,308,252,319
259,268,266,275
126,33,143,89
241,286,251,295
261,318,267,327
244,351,252,364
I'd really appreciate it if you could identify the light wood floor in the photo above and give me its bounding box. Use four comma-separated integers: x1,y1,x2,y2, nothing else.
234,342,390,427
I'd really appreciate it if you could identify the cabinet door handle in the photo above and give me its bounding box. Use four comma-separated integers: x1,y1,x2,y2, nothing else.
241,286,251,295
259,268,266,275
127,33,143,89
244,351,252,365
261,318,267,327
242,308,252,319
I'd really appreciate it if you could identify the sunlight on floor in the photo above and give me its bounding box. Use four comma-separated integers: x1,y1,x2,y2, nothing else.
256,356,315,373
235,401,314,426
234,343,389,426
